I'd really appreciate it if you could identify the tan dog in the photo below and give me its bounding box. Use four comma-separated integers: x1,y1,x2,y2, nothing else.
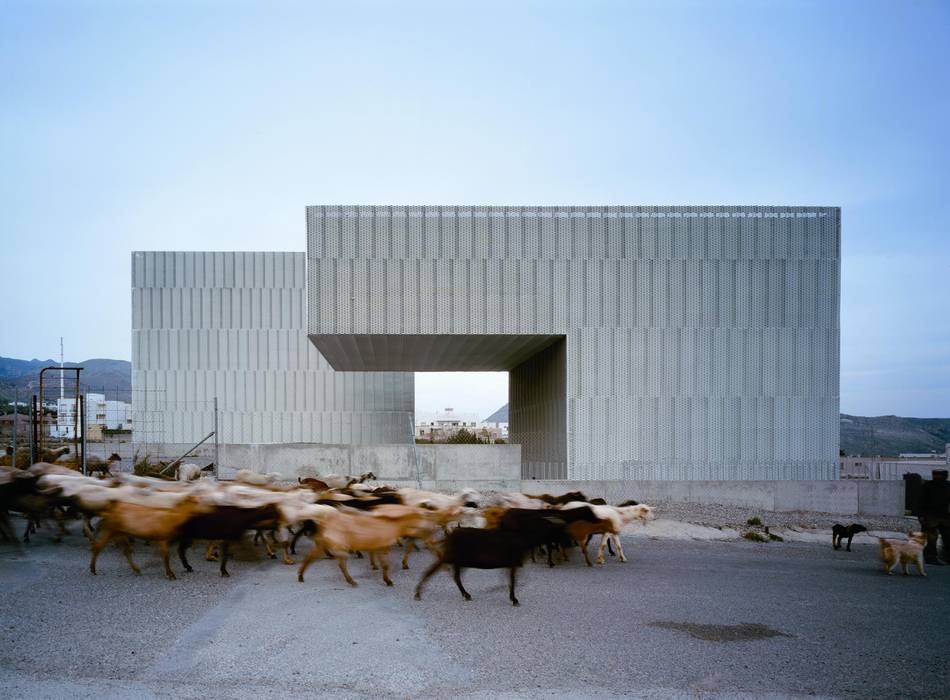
879,532,928,576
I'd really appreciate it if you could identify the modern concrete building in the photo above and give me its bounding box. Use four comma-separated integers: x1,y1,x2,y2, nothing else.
307,205,840,480
131,251,414,446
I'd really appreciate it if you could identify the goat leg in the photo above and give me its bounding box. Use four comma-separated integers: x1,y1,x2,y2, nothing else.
452,564,472,601
269,528,294,565
52,509,67,543
119,537,141,575
378,549,393,586
414,557,444,600
82,515,96,541
280,542,295,565
159,540,177,580
262,530,276,559
297,542,325,583
89,526,115,575
401,538,413,570
178,539,194,573
595,534,610,565
220,541,230,577
205,541,219,561
577,538,593,567
289,524,308,555
508,567,519,607
614,534,627,563
0,513,15,543
336,555,358,586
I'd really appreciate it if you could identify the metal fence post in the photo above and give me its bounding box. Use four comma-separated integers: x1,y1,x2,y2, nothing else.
409,414,421,488
11,387,17,467
213,396,219,480
30,395,37,464
80,395,87,476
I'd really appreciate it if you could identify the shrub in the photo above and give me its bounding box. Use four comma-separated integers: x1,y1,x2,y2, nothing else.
743,531,768,543
746,516,763,527
768,533,784,542
446,429,484,444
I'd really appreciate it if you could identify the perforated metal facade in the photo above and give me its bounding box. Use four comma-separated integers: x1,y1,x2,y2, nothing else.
132,251,414,445
307,205,840,480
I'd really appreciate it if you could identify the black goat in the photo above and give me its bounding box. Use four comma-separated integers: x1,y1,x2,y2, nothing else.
414,527,537,606
527,490,589,506
177,504,281,577
497,506,600,567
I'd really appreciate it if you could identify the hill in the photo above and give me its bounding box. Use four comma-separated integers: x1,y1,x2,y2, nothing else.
485,403,948,457
840,414,950,457
0,356,131,406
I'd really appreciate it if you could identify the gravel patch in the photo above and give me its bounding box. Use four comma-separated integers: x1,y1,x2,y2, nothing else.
649,501,918,533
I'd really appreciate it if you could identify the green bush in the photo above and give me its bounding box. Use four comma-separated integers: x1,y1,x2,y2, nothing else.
743,531,768,543
446,429,484,444
746,516,763,527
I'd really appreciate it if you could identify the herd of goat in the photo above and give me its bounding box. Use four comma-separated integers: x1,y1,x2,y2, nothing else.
0,461,654,606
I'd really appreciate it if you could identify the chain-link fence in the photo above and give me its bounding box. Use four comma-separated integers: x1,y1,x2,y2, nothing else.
131,388,219,477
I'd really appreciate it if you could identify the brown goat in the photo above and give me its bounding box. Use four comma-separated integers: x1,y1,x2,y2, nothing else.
297,504,437,586
297,477,329,492
89,497,212,580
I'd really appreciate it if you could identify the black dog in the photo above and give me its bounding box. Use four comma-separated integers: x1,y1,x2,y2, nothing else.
832,523,867,551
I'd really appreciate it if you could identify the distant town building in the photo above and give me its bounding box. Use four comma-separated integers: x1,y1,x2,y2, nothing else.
50,393,132,438
416,407,480,441
0,413,31,438
482,404,509,441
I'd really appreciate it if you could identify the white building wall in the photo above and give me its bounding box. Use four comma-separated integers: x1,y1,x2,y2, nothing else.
131,251,414,445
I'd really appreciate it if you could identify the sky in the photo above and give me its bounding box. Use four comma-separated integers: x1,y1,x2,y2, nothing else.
1,0,948,419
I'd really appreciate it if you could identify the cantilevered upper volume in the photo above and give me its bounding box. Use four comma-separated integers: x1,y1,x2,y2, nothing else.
307,205,840,481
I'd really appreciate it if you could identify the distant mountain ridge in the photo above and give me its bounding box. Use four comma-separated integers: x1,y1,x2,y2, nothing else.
485,403,949,458
0,356,131,404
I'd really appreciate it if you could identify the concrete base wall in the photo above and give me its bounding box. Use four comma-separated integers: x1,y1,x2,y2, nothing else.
142,442,522,491
521,479,905,516
137,440,903,515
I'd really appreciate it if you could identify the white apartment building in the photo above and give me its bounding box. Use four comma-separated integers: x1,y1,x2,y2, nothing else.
50,393,133,438
416,407,480,441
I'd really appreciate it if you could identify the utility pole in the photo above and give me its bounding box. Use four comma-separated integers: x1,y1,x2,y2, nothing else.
12,386,17,466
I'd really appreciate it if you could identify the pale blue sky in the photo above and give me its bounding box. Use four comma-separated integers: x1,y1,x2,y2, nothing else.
2,0,948,418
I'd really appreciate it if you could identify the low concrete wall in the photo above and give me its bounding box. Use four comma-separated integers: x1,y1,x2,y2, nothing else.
145,442,522,491
136,440,904,515
520,479,905,516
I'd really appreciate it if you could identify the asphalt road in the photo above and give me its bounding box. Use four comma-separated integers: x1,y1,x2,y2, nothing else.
0,524,947,699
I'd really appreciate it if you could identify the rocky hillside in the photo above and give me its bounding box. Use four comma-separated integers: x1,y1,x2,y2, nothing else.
840,414,950,457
